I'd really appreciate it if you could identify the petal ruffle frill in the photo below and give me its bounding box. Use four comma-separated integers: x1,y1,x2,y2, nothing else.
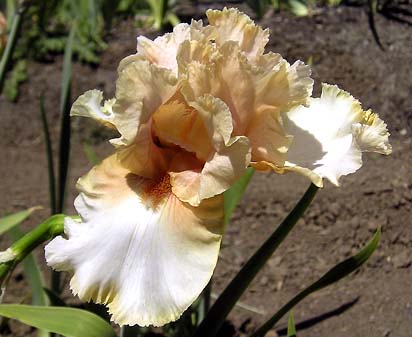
283,84,392,186
45,155,224,327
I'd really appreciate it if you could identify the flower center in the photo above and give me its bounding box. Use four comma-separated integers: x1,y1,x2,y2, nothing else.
142,174,172,208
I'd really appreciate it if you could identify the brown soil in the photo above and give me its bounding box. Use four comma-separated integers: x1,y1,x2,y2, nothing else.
0,3,411,337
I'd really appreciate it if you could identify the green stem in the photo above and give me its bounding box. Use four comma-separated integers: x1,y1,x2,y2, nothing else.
250,228,381,337
0,215,65,284
197,280,212,325
193,184,319,337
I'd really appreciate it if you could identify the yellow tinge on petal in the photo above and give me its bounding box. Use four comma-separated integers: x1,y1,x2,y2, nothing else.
206,7,269,60
45,7,392,330
45,155,224,327
283,83,392,186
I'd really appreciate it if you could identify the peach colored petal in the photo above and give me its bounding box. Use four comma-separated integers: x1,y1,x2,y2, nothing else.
181,42,255,135
168,95,251,206
112,57,177,147
247,107,292,168
181,42,311,169
170,136,250,206
206,7,269,60
253,59,313,113
136,20,215,75
152,100,213,162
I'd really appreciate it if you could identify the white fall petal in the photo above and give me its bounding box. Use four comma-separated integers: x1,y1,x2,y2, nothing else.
283,83,392,186
45,155,224,327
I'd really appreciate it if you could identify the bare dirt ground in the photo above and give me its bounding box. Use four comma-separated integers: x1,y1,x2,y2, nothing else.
0,3,411,337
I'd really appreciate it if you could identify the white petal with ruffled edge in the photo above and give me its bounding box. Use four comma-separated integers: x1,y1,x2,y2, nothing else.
283,84,391,186
45,155,224,327
70,89,116,129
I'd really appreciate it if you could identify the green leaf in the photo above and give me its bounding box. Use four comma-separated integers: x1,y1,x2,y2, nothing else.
0,0,27,93
39,95,56,214
288,0,309,17
54,21,76,294
57,21,75,213
193,184,319,337
0,304,117,337
287,312,296,337
4,59,27,101
42,288,66,307
0,207,42,236
223,168,254,225
250,228,381,337
368,0,385,51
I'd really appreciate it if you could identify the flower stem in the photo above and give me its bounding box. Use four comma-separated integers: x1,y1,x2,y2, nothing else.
193,184,319,337
0,215,65,285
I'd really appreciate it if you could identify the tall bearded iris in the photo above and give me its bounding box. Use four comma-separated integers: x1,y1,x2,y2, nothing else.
45,8,391,327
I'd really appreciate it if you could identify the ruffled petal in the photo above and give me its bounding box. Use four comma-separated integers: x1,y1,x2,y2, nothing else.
170,136,251,206
151,99,214,162
45,155,224,327
247,107,292,169
112,57,177,147
352,111,392,155
181,42,311,168
137,20,215,75
254,59,313,113
70,89,116,129
181,42,256,135
283,83,392,186
167,95,251,206
206,7,269,60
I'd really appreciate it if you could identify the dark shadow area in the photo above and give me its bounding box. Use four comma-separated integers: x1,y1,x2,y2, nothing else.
276,297,360,336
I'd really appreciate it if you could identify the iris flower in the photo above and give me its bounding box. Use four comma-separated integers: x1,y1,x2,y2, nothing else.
45,8,391,327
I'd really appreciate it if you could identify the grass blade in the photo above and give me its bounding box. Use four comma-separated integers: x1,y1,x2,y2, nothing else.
53,22,75,293
8,227,50,337
56,22,75,214
193,184,319,337
287,312,296,337
250,228,381,337
0,0,28,93
39,95,56,214
368,0,385,51
223,168,254,225
0,304,117,337
42,288,66,307
0,207,41,236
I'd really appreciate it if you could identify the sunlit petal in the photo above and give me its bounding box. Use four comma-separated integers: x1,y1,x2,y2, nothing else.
137,20,215,74
70,89,116,129
170,136,251,206
45,155,224,327
169,95,251,206
283,84,392,186
206,7,269,60
112,58,177,147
